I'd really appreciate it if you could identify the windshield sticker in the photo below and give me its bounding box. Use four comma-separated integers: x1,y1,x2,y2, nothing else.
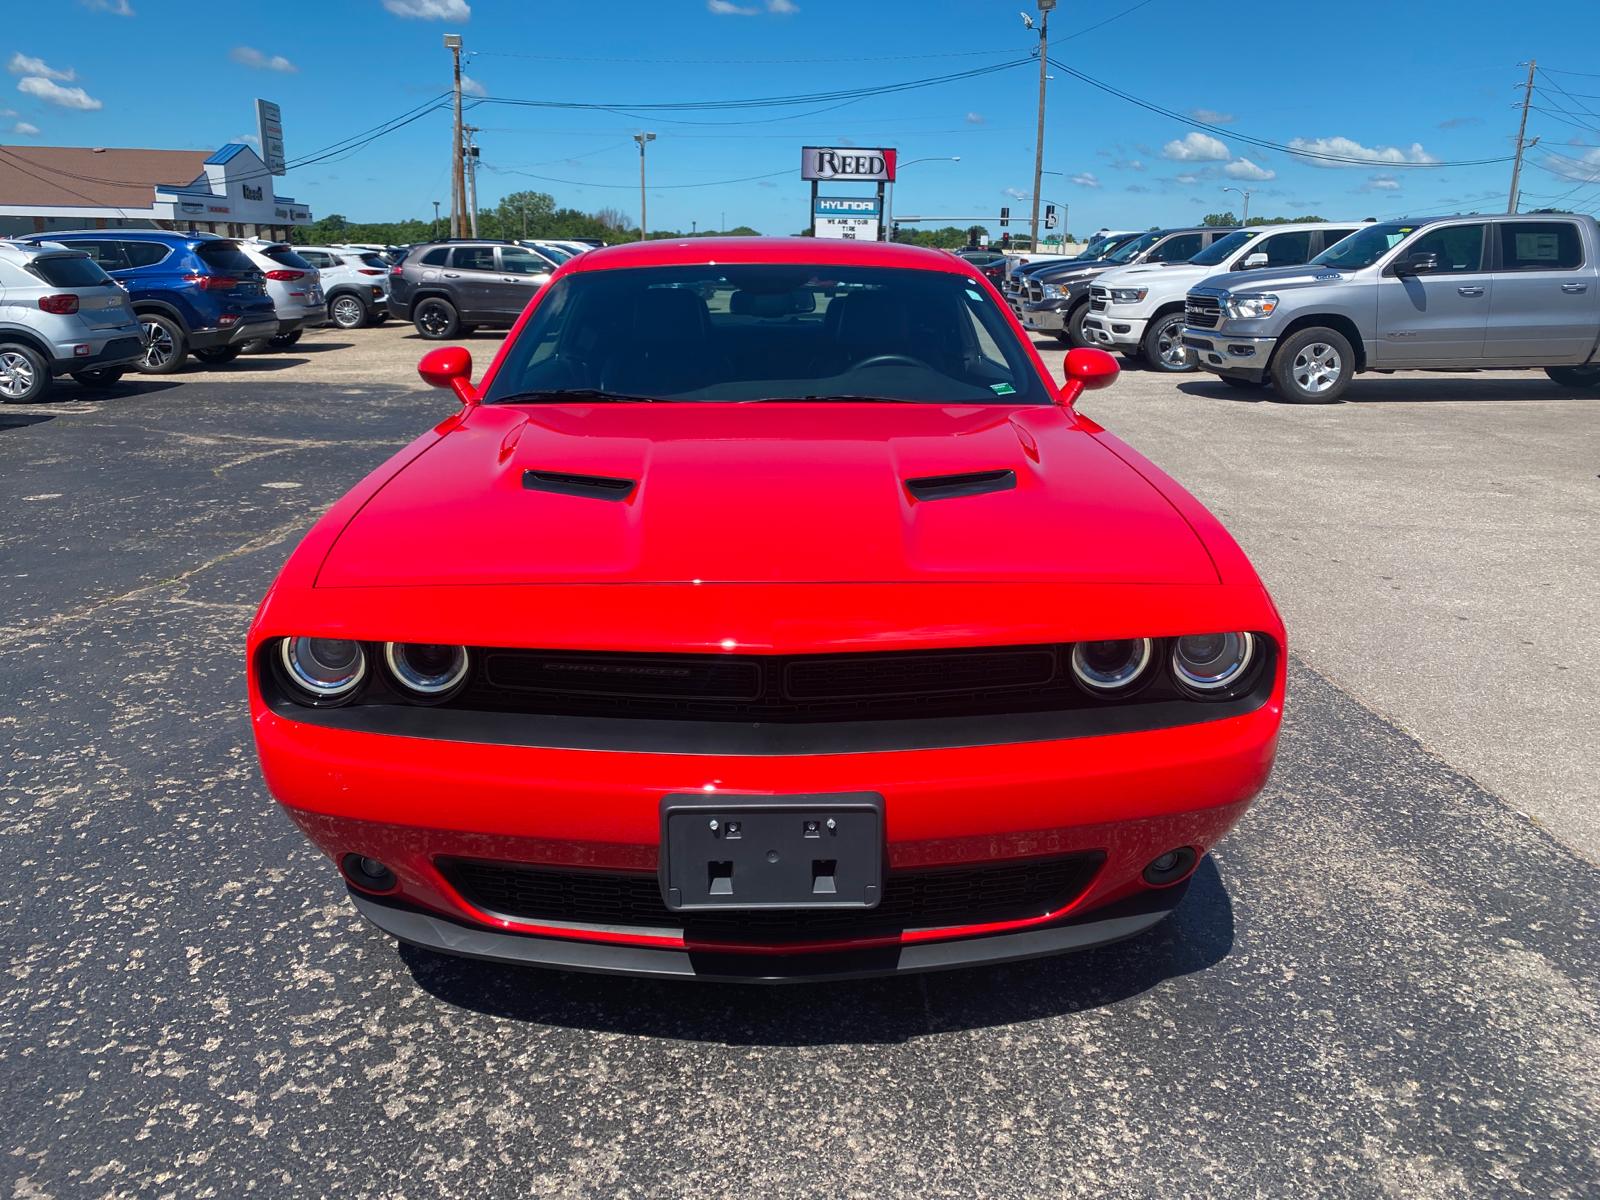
990,382,1017,395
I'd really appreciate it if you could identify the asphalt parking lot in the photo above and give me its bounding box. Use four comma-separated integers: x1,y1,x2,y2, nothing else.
3,323,1597,1198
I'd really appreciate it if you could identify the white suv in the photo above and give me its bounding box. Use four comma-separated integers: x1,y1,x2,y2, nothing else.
0,240,144,402
237,240,327,350
295,246,391,329
1082,222,1360,372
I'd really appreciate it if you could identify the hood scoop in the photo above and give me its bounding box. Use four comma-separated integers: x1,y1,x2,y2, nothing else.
905,468,1016,502
523,469,636,501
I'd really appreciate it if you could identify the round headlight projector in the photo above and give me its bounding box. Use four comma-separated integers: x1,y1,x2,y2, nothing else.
385,642,469,697
1070,638,1154,692
280,637,366,699
1172,632,1255,693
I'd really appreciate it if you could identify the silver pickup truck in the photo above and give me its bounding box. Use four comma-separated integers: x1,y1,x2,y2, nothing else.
1182,212,1600,402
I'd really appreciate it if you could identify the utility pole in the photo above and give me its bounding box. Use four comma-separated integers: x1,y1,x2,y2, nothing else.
464,124,481,237
444,33,465,238
634,132,656,242
1028,0,1054,252
1508,59,1537,214
432,200,440,239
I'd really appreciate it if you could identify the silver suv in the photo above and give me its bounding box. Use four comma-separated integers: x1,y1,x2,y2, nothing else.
237,240,327,351
0,240,144,402
295,246,391,329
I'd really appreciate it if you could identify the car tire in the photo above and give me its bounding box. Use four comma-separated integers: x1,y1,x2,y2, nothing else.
1545,364,1600,389
1139,312,1194,373
329,293,370,330
414,298,460,340
1051,331,1073,346
71,367,127,390
0,342,50,403
268,330,303,350
1065,301,1092,347
193,347,242,365
136,314,187,375
1270,327,1353,404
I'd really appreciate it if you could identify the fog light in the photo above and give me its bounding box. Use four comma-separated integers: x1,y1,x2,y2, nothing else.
1143,846,1198,886
341,853,397,893
73,344,91,357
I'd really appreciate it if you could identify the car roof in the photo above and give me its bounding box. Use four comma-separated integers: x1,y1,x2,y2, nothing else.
32,228,226,243
563,236,974,275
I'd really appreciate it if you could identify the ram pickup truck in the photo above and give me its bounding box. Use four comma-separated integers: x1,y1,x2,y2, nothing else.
1182,212,1600,402
1083,222,1358,372
1010,226,1236,346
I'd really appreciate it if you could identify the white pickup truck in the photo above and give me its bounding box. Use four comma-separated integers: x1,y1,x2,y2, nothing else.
1081,222,1360,372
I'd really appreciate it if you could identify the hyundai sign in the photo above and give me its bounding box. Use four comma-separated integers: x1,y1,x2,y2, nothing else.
814,195,881,241
801,147,897,182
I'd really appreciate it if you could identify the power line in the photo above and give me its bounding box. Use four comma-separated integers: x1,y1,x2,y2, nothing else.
482,162,793,191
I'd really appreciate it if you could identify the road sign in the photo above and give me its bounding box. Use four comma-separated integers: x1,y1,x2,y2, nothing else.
256,99,286,176
1045,204,1057,230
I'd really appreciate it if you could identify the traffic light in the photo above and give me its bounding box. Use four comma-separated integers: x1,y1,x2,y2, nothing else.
1000,206,1010,228
1045,204,1057,230
1001,231,1011,247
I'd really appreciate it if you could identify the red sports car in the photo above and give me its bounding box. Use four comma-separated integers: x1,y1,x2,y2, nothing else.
248,237,1284,982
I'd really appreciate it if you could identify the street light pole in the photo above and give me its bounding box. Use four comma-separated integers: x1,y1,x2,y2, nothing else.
1028,0,1055,252
885,156,960,240
432,200,441,239
633,132,656,242
1222,186,1253,225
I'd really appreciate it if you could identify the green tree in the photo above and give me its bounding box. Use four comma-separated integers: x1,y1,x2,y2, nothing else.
493,190,556,238
1200,211,1238,227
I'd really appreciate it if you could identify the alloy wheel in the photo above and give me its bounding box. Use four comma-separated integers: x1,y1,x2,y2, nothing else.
418,302,451,337
141,320,175,370
0,350,36,399
1154,318,1188,370
1291,342,1341,395
332,296,364,328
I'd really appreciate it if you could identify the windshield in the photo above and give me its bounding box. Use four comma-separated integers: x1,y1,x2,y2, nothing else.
1312,222,1416,270
1188,230,1261,267
1106,231,1161,263
1077,234,1129,260
483,264,1045,405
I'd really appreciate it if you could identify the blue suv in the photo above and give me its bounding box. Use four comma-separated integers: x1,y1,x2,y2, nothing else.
18,230,279,374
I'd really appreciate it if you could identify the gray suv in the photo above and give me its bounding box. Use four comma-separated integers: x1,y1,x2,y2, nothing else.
1183,212,1600,402
390,240,552,339
0,240,144,402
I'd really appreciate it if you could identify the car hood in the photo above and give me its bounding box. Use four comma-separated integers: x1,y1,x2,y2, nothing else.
317,404,1219,588
1196,263,1348,295
1028,257,1115,281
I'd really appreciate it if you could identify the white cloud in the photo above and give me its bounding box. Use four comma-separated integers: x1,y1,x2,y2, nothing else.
17,76,103,110
708,0,759,11
460,73,487,96
1174,173,1199,185
965,111,984,124
1111,158,1145,172
1366,174,1401,191
1287,136,1439,168
8,53,75,81
1069,172,1100,188
1539,147,1600,183
1002,185,1027,200
1189,108,1234,124
382,0,470,19
13,121,40,136
231,133,262,147
80,0,135,12
767,0,799,11
1162,131,1230,162
230,46,298,73
1224,157,1275,181
0,108,13,117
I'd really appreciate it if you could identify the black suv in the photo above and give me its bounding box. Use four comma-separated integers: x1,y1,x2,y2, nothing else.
389,240,554,339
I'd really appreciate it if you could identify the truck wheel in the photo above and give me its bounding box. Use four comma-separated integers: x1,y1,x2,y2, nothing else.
0,343,50,403
330,294,370,330
1065,302,1092,347
137,314,187,374
1270,327,1353,403
1140,312,1194,373
414,298,459,340
1545,365,1600,389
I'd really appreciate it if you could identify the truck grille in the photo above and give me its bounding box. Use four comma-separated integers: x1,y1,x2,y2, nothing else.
437,853,1105,942
1089,285,1110,313
1186,294,1222,329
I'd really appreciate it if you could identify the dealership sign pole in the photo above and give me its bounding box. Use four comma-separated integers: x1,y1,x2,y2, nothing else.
801,147,897,240
255,99,286,176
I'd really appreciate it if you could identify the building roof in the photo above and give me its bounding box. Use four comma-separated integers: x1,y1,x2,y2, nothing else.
204,143,250,166
0,145,212,210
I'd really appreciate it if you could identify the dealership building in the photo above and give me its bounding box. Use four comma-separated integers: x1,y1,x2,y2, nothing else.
0,142,312,240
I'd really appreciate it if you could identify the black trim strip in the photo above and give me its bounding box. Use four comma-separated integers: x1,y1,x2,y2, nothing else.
905,468,1016,501
522,469,636,500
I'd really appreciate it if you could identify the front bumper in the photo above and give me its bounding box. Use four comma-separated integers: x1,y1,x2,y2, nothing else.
1081,312,1148,349
46,332,144,375
1182,328,1278,381
1020,302,1067,332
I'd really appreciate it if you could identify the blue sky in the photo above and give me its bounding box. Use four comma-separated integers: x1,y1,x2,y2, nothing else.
8,0,1600,234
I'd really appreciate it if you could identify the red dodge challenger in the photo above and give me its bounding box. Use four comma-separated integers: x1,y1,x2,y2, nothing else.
248,237,1284,982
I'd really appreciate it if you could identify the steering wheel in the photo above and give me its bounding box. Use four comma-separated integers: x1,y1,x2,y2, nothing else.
849,353,928,371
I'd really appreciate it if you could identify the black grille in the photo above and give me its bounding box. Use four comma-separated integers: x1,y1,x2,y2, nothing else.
438,854,1105,942
1186,295,1221,328
464,644,1156,723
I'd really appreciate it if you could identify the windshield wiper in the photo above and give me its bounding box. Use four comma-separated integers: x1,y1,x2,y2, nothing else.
492,388,667,404
742,394,917,403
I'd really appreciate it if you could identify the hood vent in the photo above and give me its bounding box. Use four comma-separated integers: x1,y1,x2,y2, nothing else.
522,469,636,501
905,468,1016,502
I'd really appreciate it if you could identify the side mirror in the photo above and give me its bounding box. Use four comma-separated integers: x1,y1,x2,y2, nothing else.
418,345,478,405
1056,347,1120,406
1241,252,1269,269
1394,251,1438,277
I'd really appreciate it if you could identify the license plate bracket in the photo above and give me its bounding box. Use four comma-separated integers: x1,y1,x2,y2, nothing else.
659,792,884,912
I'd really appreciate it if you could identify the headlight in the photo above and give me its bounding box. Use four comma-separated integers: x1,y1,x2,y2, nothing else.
385,642,470,697
1225,294,1278,320
1041,283,1065,299
1172,633,1256,693
280,637,366,700
1070,638,1154,693
1109,288,1148,303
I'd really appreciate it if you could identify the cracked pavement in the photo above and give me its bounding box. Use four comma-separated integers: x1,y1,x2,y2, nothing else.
2,328,1597,1197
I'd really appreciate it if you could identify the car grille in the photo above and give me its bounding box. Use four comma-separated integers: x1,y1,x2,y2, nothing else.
463,644,1147,723
437,853,1105,942
1089,285,1110,313
1186,294,1222,329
